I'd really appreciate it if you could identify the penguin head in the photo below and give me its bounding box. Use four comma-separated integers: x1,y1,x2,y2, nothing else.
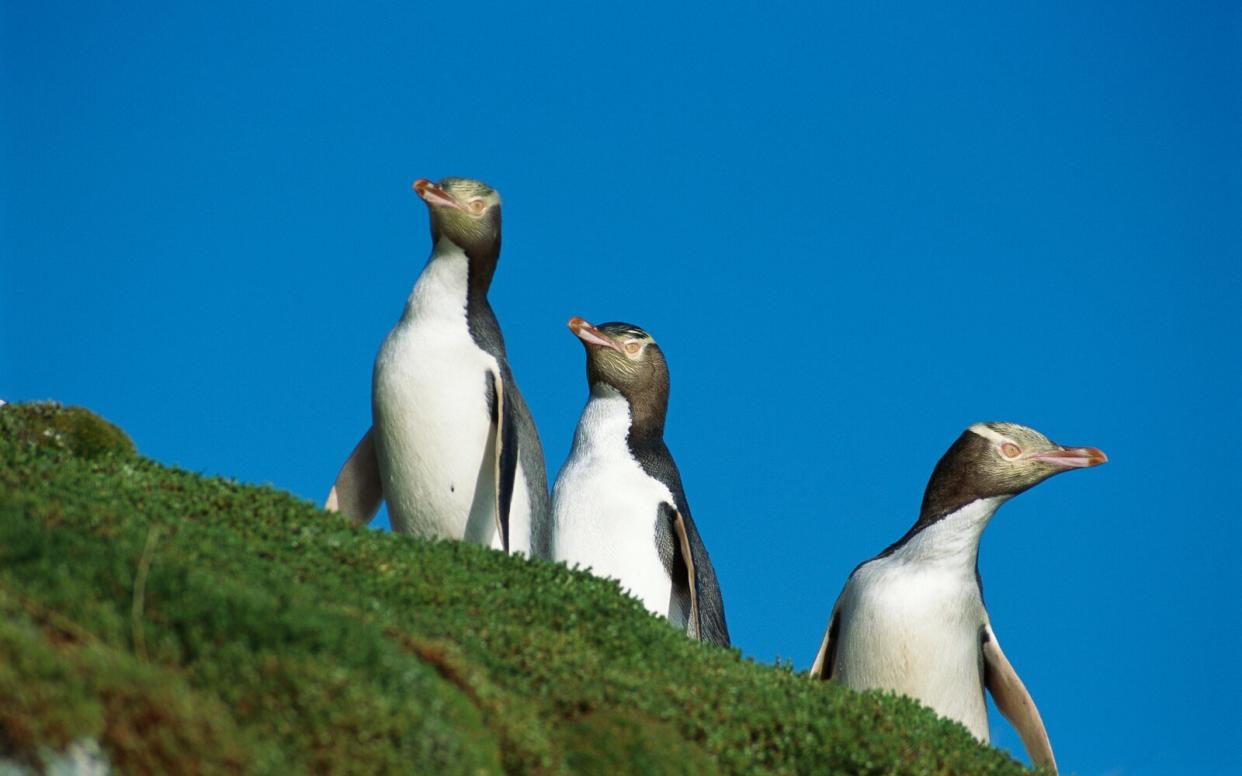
919,421,1107,520
413,177,502,260
568,316,670,435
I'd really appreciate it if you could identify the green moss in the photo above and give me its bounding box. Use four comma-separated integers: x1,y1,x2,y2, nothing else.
0,402,1033,774
560,709,721,776
0,605,252,773
0,402,135,460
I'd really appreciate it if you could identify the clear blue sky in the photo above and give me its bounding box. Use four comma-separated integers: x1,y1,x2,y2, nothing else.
3,3,1238,773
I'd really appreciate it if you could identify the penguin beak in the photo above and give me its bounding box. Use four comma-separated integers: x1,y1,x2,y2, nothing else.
568,316,623,353
1031,446,1109,469
413,179,464,210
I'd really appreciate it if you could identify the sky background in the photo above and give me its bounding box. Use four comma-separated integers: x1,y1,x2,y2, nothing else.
3,2,1239,773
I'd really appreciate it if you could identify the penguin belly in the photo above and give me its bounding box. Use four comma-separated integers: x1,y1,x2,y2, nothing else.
371,249,529,550
833,560,990,741
552,394,683,626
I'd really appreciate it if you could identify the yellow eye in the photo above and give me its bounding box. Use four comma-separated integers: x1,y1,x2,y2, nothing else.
1000,442,1022,459
624,342,641,354
468,199,486,214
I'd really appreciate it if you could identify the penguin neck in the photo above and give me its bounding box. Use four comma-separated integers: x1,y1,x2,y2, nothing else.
407,237,506,357
880,496,1007,571
433,233,497,297
590,381,666,450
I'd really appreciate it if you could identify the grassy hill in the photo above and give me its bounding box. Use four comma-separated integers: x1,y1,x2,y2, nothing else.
0,403,1036,774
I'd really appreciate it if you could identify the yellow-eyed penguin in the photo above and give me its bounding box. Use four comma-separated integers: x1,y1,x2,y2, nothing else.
809,422,1107,773
325,177,549,556
551,317,729,646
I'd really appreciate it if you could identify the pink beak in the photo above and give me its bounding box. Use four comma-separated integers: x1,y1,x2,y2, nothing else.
568,316,623,352
413,178,463,210
1031,446,1109,469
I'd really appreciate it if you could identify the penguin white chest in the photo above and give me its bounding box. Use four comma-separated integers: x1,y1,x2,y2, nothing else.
371,246,508,548
832,502,1001,742
551,392,682,626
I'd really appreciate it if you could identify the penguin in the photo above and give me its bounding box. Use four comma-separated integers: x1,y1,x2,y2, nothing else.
809,422,1107,774
551,317,729,646
325,177,550,557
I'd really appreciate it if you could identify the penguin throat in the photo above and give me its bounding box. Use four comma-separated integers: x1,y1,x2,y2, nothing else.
430,235,499,302
590,381,666,443
416,238,507,361
879,496,1006,569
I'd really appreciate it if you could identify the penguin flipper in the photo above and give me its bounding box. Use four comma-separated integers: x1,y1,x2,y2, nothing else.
810,599,842,680
662,502,701,640
981,620,1057,773
488,369,518,553
325,427,383,527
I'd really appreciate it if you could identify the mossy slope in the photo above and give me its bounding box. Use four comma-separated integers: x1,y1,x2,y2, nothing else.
0,403,1034,774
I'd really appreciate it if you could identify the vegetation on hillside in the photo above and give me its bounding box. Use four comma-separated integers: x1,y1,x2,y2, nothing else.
0,403,1036,774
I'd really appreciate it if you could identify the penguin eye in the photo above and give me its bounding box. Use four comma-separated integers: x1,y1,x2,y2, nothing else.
624,341,641,355
1000,442,1022,459
467,199,487,214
